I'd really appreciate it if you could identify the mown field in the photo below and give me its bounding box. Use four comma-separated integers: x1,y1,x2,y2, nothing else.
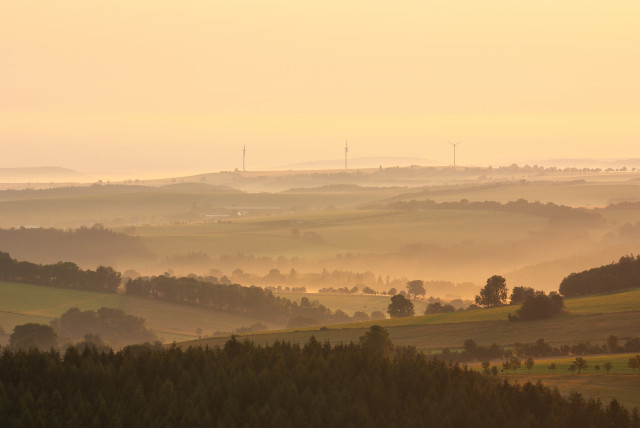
186,288,640,352
0,281,285,344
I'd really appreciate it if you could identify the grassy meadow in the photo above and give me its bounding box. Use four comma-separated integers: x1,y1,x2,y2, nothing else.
468,353,640,410
183,288,640,352
0,281,285,344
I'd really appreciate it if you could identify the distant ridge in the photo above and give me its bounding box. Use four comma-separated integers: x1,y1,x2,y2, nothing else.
0,167,83,181
523,158,640,169
267,156,443,170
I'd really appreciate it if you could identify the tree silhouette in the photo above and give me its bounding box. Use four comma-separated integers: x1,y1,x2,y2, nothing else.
475,275,508,307
509,286,535,305
574,357,589,374
386,295,414,318
10,323,58,351
603,361,613,374
525,356,535,373
406,280,426,299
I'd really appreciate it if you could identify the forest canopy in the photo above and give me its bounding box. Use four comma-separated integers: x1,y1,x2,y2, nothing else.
559,255,640,297
0,330,636,427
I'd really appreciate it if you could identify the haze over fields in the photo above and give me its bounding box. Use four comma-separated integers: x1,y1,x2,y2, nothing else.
1,166,640,300
3,3,640,422
2,0,639,313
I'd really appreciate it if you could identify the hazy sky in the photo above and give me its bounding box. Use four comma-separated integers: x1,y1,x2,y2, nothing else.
2,1,639,176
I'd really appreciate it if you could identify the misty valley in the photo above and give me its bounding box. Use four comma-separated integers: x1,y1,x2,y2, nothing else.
2,166,640,426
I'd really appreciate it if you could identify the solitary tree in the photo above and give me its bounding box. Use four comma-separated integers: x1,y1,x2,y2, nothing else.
603,361,613,375
464,339,479,355
574,356,589,374
628,355,640,373
509,356,522,374
502,360,510,376
387,295,415,318
406,280,426,299
548,363,557,374
475,275,508,307
525,356,535,373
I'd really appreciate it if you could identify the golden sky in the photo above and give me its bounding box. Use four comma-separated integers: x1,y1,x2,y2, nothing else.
2,1,639,175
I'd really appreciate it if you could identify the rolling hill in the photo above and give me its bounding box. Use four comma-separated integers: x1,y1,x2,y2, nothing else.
0,281,286,344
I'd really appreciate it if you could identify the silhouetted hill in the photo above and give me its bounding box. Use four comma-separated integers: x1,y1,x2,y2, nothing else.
0,167,83,181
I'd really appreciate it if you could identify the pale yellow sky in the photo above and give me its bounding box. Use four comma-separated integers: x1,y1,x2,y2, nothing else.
1,1,639,175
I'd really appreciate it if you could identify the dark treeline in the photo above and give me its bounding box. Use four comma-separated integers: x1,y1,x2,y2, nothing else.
0,333,637,427
227,263,409,292
441,336,640,362
0,252,358,327
0,224,153,267
0,252,121,293
560,255,640,297
375,198,603,226
125,275,352,326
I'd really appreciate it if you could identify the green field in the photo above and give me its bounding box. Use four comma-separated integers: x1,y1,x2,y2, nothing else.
468,354,640,410
288,287,640,330
0,281,286,344
183,288,640,351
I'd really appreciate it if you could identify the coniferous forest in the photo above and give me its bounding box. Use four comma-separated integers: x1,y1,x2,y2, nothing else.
0,328,637,428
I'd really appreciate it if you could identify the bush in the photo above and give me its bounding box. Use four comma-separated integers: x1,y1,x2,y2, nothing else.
425,302,456,314
10,323,58,351
509,292,564,321
370,310,386,320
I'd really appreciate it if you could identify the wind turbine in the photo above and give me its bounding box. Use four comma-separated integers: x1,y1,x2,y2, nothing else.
242,145,246,172
449,142,460,167
345,141,349,170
